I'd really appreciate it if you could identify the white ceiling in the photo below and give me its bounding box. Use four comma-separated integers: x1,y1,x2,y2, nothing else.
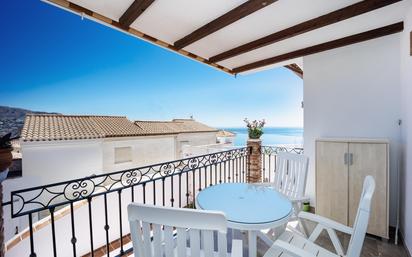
218,1,406,70
53,0,410,74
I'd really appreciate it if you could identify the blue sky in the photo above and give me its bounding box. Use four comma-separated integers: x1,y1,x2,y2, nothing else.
0,0,303,127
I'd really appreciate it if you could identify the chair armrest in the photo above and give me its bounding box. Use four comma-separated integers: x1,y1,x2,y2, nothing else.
231,239,243,257
272,240,317,257
298,212,353,235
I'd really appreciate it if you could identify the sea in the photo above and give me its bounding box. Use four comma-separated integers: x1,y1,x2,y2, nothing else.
220,127,303,147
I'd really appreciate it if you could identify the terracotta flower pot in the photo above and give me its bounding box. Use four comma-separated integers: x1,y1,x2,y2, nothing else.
0,148,13,172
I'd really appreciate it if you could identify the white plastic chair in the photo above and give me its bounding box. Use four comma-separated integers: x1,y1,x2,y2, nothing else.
260,152,310,236
128,203,243,257
263,176,376,257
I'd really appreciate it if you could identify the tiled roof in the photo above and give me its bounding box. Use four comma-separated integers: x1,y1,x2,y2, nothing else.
134,119,218,134
172,119,218,133
21,115,105,141
21,115,217,142
133,121,178,135
90,116,145,137
217,130,236,137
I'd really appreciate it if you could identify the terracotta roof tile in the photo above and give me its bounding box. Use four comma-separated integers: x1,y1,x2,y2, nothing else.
217,130,236,137
135,119,218,134
90,116,144,137
21,115,217,141
134,121,178,135
21,115,105,141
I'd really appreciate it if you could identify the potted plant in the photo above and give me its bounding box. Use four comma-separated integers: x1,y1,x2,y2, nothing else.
244,118,265,139
302,202,311,212
0,133,13,175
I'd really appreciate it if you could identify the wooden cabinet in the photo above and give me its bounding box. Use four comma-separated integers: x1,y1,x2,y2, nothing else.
316,139,389,238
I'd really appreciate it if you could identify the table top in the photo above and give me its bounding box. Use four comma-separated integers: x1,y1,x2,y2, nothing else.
196,183,292,230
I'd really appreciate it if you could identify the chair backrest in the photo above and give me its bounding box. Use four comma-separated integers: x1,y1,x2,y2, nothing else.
347,176,376,257
274,152,309,199
128,203,229,257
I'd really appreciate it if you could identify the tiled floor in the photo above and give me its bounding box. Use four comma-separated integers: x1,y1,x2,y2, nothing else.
315,230,409,257
244,221,410,257
304,220,409,257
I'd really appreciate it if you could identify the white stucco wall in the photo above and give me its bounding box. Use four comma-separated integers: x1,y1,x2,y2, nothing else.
4,140,103,241
21,139,104,186
101,133,217,171
400,3,412,253
5,159,221,257
303,34,402,226
19,133,217,183
102,136,176,171
6,131,219,250
176,132,217,158
3,176,41,241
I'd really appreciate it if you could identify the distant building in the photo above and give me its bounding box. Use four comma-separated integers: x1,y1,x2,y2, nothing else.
216,130,236,145
2,114,217,240
11,114,217,188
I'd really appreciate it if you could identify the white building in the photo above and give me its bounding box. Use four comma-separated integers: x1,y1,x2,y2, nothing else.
16,115,217,187
2,115,217,240
216,130,236,145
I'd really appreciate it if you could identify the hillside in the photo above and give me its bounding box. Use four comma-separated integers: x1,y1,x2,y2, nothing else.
0,106,58,138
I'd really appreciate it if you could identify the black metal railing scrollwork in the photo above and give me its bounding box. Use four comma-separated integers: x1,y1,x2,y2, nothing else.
6,145,304,257
10,147,250,218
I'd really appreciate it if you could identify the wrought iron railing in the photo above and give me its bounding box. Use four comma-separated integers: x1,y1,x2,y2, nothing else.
4,145,303,257
261,145,304,183
6,147,250,257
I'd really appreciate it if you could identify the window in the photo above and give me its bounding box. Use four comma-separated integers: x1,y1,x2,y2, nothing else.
114,147,132,164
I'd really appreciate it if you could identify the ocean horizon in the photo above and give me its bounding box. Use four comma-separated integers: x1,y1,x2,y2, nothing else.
218,127,303,147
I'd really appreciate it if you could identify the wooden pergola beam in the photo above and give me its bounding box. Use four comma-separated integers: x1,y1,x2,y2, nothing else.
43,0,235,75
119,0,155,29
174,0,277,50
285,64,303,79
233,22,404,74
210,0,401,63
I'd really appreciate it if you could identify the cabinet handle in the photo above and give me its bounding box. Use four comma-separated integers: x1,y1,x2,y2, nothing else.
344,153,348,165
349,153,354,166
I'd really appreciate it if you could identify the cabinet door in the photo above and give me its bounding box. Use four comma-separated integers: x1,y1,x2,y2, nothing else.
316,141,349,225
348,143,388,238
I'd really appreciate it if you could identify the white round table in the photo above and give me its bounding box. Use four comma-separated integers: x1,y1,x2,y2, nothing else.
196,183,292,257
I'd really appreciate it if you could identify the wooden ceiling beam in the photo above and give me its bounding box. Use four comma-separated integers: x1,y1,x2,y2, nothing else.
44,0,235,75
285,64,303,79
119,0,155,29
174,0,277,50
233,22,404,74
210,0,401,63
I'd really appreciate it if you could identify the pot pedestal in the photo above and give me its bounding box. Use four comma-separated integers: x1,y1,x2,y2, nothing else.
247,139,262,183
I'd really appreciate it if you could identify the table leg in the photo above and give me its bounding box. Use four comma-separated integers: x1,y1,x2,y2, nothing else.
248,230,257,257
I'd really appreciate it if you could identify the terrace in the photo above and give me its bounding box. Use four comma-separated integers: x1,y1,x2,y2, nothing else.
3,146,408,257
3,146,286,256
1,0,412,257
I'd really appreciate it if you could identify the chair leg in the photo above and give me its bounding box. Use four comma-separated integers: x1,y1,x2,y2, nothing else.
292,202,308,237
297,216,308,237
256,230,275,246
